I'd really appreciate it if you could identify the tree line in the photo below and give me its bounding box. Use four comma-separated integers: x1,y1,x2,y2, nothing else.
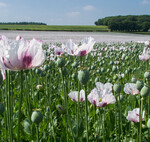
0,22,47,25
95,15,150,32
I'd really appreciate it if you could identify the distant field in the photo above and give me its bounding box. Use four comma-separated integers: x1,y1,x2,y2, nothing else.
133,32,150,35
0,25,109,32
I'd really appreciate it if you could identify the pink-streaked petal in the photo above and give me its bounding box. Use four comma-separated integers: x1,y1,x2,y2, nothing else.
124,83,139,95
80,89,85,102
126,108,145,123
68,91,78,102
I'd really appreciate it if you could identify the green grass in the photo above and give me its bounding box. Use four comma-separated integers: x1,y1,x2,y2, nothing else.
0,25,109,32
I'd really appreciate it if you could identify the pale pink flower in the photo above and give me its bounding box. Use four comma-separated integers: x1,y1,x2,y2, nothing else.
145,41,150,47
124,83,139,95
74,37,95,56
0,35,9,47
139,47,150,61
65,39,78,55
54,44,65,56
96,82,113,94
88,82,116,107
16,35,23,41
68,90,85,102
126,108,145,123
0,35,46,71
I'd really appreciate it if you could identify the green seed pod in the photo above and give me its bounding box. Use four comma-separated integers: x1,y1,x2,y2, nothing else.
31,111,43,125
56,58,65,68
107,69,110,73
78,70,90,85
140,86,149,97
0,103,5,115
56,104,66,114
125,56,129,61
23,119,31,135
101,68,105,73
107,78,112,83
131,77,137,83
136,80,144,91
113,83,121,93
144,71,150,79
91,65,96,70
125,70,129,75
113,75,118,81
112,66,117,72
147,119,150,128
95,77,99,83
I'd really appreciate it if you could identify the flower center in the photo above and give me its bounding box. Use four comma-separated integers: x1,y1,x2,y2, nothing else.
80,50,87,56
23,55,32,68
99,98,102,102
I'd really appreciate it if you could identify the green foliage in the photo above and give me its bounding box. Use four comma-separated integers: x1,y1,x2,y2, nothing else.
1,41,150,141
95,15,150,32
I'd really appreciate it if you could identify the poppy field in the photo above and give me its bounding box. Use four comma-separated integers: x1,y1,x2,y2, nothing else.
0,35,150,142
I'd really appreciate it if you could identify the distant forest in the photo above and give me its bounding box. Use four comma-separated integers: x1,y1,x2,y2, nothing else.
95,15,150,32
0,22,47,25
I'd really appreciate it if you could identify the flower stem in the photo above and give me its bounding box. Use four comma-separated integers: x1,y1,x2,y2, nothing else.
17,70,23,142
84,85,89,142
47,74,56,142
148,80,150,140
5,71,13,142
36,125,39,142
61,68,68,142
77,80,80,139
139,97,143,142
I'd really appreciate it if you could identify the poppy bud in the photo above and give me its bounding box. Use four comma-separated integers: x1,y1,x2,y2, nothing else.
136,80,144,91
101,68,105,72
131,77,137,83
78,70,90,85
112,66,117,72
31,111,43,125
23,119,31,135
56,58,65,68
144,71,150,79
122,54,126,60
147,119,150,128
140,86,149,97
113,83,121,93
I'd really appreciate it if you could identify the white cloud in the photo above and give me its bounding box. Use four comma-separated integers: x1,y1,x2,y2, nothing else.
141,0,149,4
66,12,80,17
0,2,7,7
83,5,95,11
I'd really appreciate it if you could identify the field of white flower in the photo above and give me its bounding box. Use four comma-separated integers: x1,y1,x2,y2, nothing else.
0,35,150,142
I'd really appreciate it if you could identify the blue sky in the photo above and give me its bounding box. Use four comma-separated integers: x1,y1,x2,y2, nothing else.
0,0,150,25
